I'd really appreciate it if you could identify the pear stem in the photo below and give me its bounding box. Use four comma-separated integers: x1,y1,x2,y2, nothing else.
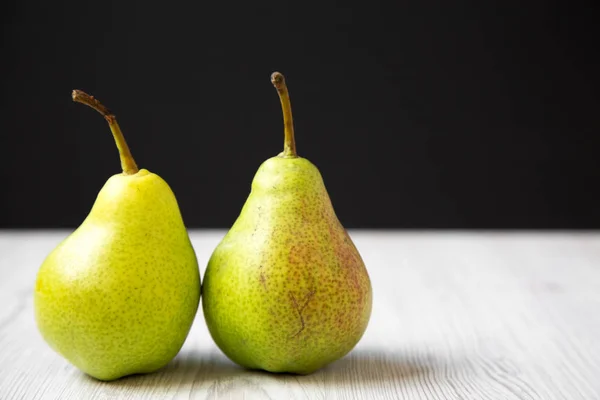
72,90,139,175
271,72,297,158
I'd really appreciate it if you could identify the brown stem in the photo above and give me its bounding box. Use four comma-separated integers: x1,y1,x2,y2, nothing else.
72,90,139,175
271,72,297,158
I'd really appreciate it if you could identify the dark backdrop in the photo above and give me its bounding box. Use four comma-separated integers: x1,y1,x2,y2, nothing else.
1,1,599,229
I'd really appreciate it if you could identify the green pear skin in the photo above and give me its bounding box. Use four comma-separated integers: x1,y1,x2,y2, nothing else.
34,91,200,381
35,170,200,381
202,73,372,374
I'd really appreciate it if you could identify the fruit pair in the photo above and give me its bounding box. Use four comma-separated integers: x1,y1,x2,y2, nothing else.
34,72,373,381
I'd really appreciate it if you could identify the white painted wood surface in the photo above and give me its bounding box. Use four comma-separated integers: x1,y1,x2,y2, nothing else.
1,230,599,399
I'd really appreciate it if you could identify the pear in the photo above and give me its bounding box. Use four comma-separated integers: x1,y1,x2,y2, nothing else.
202,72,372,374
34,91,201,381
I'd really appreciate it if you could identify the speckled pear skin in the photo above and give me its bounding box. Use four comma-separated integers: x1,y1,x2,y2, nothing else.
202,156,372,374
34,169,200,381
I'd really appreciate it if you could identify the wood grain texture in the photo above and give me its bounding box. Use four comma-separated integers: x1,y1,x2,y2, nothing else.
1,230,599,399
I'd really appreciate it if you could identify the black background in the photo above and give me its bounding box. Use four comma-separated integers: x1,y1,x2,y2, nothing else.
1,1,599,229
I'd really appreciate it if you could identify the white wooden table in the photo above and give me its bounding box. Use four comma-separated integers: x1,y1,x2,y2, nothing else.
1,230,599,399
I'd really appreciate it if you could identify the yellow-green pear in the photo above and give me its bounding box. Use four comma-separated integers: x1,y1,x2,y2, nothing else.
202,72,372,374
34,91,200,381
